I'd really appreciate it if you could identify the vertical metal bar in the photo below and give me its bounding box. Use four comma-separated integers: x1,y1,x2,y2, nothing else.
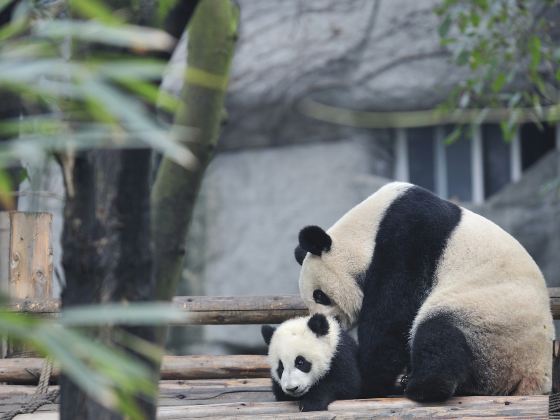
471,125,484,204
434,126,448,198
511,128,522,182
394,128,409,182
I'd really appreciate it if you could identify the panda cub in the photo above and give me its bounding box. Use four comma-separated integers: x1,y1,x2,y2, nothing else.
261,314,361,412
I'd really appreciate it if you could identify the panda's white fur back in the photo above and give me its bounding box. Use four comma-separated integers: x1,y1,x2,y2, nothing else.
413,207,553,394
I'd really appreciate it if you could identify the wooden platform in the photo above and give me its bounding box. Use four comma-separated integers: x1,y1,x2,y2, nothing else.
0,379,550,419
2,292,559,418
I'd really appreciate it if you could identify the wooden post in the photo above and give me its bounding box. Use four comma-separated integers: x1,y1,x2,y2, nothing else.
0,212,9,294
0,212,10,358
2,212,53,357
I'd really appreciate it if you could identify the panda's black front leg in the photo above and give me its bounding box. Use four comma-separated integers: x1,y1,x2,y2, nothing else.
358,323,409,397
299,391,333,412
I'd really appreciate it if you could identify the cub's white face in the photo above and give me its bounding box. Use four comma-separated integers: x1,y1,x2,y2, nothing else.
267,316,340,397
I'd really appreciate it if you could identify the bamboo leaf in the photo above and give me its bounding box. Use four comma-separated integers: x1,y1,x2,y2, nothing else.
33,20,175,52
0,169,14,210
67,0,123,24
60,303,184,327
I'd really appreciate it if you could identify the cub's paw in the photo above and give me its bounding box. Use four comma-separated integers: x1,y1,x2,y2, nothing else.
405,374,457,402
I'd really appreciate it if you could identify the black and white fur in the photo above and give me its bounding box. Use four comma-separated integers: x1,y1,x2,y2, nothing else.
261,314,361,411
295,182,553,402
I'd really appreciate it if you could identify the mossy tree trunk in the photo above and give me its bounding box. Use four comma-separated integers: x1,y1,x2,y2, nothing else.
151,0,239,329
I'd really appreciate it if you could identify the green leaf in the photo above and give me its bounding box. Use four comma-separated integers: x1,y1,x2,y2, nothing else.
470,12,480,28
456,50,470,66
67,0,123,24
0,169,14,209
0,0,12,15
444,127,462,145
33,20,174,52
438,15,452,38
529,35,542,73
157,0,179,28
491,72,507,93
473,0,489,11
60,303,184,327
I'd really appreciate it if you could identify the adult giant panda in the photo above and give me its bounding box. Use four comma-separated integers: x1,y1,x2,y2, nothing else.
294,182,553,402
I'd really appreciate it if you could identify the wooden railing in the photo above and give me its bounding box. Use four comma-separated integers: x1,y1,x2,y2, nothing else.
6,288,560,323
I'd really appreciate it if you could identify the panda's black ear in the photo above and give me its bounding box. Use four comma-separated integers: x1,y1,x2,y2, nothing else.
308,314,329,337
298,226,331,256
261,325,276,346
294,245,306,265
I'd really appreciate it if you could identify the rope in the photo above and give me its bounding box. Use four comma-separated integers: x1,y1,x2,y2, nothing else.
550,393,560,419
1,359,59,420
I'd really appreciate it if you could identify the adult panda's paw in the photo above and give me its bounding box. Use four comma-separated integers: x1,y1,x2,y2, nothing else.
299,397,330,412
405,374,457,402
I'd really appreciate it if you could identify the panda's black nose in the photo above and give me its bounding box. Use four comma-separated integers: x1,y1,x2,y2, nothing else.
287,386,299,392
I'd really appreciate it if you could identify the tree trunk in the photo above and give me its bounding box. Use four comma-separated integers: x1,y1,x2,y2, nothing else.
60,1,238,418
60,149,156,420
151,0,238,318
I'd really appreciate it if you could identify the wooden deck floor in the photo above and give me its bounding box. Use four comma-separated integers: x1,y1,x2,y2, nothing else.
0,379,549,419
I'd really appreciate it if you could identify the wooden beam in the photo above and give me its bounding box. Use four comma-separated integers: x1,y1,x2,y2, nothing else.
155,395,552,419
8,212,53,300
0,355,271,384
0,383,549,418
6,290,560,324
6,295,309,325
3,212,53,358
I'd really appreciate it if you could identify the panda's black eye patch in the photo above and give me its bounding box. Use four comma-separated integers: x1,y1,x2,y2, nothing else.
276,360,284,378
313,289,331,306
295,355,312,373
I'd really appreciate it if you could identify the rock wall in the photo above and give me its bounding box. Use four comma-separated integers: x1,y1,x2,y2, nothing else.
473,151,560,287
179,137,392,353
161,0,463,150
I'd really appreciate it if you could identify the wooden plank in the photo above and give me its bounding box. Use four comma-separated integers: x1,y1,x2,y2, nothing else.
153,395,548,419
0,212,9,358
0,379,274,416
0,212,9,294
157,401,299,419
549,287,560,319
0,355,271,383
5,212,53,358
8,213,53,300
6,295,309,325
0,392,549,419
329,395,548,418
6,289,560,324
10,414,56,420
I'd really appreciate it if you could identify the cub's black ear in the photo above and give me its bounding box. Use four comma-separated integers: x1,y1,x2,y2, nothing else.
294,245,306,265
261,325,276,346
308,314,329,337
298,226,331,256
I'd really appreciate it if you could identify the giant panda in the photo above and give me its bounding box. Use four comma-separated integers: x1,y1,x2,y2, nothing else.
294,182,553,402
261,313,361,411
